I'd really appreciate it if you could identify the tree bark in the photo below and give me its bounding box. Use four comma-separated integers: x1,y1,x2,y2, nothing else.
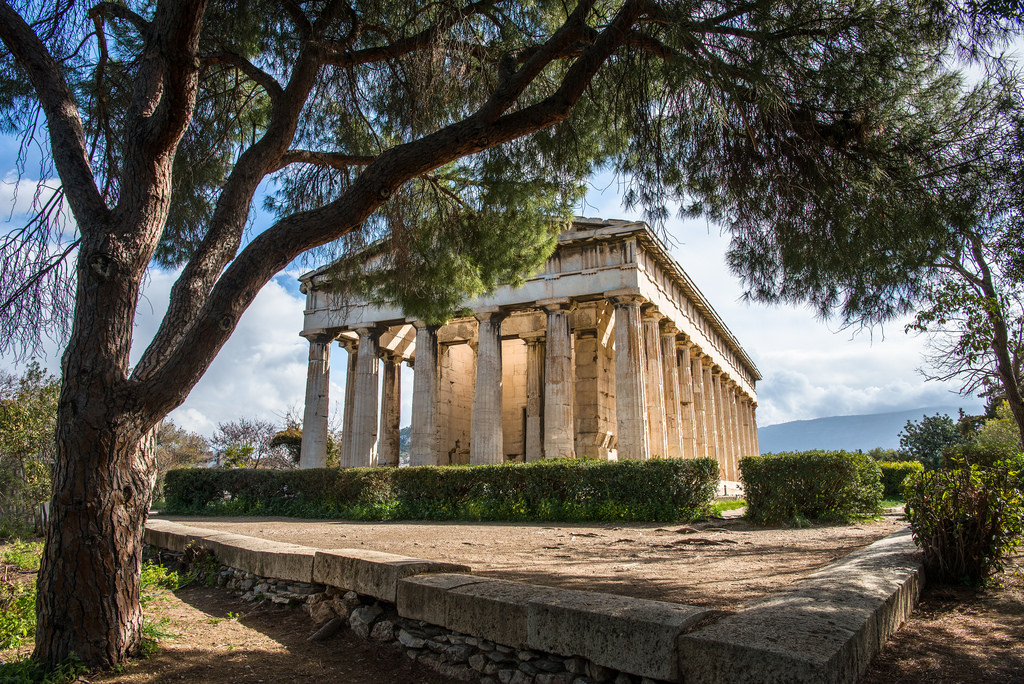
971,237,1024,447
34,413,154,668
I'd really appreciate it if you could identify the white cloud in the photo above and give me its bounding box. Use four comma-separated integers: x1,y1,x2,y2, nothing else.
132,271,311,436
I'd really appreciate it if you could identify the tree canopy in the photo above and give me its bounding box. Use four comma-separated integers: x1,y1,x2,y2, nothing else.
0,0,1014,671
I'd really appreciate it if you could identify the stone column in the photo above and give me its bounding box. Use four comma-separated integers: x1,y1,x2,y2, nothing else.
690,352,707,459
750,401,760,455
377,351,402,467
348,327,381,468
702,360,720,474
660,321,683,459
471,309,506,465
721,378,738,480
611,294,649,460
299,333,333,469
711,368,729,479
410,321,440,466
541,299,576,459
340,338,358,468
733,392,746,460
677,340,697,459
524,334,545,461
642,307,668,458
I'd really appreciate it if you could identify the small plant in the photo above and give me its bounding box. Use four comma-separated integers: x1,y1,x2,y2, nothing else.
0,578,36,649
1,540,44,572
710,499,747,516
0,656,87,683
904,457,1024,586
140,560,185,592
139,617,177,658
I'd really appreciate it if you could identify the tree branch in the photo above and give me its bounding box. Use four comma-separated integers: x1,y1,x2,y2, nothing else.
321,0,494,66
88,2,152,38
205,51,284,101
0,1,107,225
271,150,377,172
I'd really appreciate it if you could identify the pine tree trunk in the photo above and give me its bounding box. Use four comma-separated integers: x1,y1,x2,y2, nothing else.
32,400,156,669
32,229,159,669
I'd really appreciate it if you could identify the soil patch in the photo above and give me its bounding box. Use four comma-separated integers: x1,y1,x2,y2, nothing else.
861,563,1024,683
158,512,906,608
4,526,1023,682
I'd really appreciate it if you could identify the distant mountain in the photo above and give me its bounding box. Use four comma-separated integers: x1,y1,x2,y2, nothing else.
757,406,979,454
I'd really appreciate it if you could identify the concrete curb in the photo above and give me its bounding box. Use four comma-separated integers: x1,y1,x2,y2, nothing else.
676,528,923,683
144,519,921,683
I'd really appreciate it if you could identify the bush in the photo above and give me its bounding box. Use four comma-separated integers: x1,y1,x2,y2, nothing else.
740,451,883,525
878,461,924,498
903,455,1023,586
163,458,720,523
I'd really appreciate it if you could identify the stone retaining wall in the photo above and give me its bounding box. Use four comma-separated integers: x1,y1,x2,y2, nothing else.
144,518,922,683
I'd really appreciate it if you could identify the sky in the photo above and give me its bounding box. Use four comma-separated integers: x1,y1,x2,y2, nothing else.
0,162,985,437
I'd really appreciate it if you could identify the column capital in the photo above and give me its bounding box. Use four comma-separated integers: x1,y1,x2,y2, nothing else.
474,308,507,324
355,324,386,338
660,320,679,337
337,335,358,352
606,290,644,307
411,319,442,331
300,328,340,344
641,304,663,322
537,297,575,313
520,331,546,344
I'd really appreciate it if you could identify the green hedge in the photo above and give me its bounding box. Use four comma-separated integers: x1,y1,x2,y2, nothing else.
740,451,883,524
163,457,719,522
878,461,925,498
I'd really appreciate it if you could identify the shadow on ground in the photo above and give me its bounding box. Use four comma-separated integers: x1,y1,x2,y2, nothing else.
85,586,457,683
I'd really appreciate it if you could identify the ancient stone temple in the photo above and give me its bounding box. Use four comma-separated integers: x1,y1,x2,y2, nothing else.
298,218,760,479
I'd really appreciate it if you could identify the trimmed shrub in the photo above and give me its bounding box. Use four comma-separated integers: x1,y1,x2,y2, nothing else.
740,451,883,525
163,457,719,523
903,455,1023,586
878,461,925,498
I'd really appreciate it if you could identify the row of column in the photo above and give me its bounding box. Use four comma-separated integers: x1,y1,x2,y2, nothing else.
610,295,758,478
299,296,758,477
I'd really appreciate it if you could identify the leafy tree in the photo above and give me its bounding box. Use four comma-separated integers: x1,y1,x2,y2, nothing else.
899,413,966,469
0,362,59,537
974,400,1023,451
0,0,998,670
152,420,210,500
729,70,1024,446
211,417,292,469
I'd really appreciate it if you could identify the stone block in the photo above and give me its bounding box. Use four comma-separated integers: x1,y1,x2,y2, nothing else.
397,573,485,625
143,519,210,552
677,529,922,684
314,549,470,603
446,578,562,649
527,588,709,682
203,533,316,583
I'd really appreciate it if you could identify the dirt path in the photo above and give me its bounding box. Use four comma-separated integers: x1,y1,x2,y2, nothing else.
159,512,907,608
861,568,1024,683
5,522,1023,682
